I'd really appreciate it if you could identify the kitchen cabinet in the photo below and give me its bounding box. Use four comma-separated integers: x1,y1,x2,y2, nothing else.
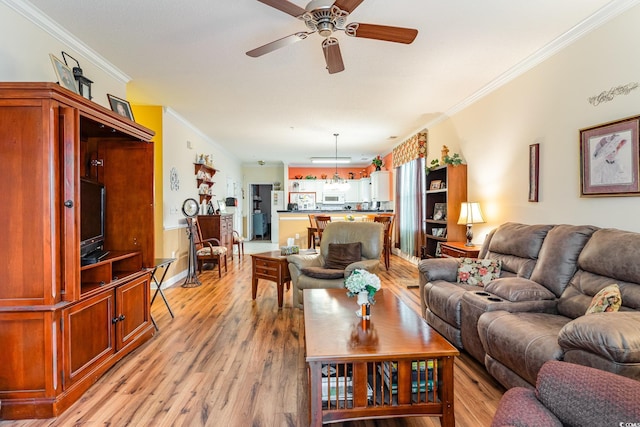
344,180,360,202
359,178,371,201
371,171,392,202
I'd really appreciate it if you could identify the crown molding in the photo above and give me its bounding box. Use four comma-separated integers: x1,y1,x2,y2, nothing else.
444,0,640,119
163,107,240,163
2,0,131,83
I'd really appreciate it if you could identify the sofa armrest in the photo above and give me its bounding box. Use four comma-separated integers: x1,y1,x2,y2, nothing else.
484,277,556,302
345,259,381,275
491,387,561,427
535,360,640,425
558,311,640,363
417,258,459,282
287,254,322,272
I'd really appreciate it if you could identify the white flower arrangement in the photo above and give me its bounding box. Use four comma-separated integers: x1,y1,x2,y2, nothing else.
345,269,381,304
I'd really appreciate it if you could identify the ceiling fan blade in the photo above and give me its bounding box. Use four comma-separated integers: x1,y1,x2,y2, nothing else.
257,0,306,17
345,23,418,44
333,0,366,14
246,32,312,57
322,37,345,74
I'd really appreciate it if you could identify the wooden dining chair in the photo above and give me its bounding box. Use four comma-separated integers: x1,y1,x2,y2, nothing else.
314,215,332,246
374,215,394,270
188,217,228,278
232,230,245,259
308,214,318,248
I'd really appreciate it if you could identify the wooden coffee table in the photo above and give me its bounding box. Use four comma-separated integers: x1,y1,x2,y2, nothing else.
303,288,459,426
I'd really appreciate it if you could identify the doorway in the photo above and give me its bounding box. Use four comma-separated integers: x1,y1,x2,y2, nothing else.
248,183,273,241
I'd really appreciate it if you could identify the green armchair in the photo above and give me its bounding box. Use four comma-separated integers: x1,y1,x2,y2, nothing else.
287,221,384,309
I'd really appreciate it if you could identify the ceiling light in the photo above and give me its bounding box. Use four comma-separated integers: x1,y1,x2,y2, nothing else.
311,157,351,164
324,133,350,192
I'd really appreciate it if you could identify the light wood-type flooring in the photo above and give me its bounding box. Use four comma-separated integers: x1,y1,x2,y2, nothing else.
1,248,504,427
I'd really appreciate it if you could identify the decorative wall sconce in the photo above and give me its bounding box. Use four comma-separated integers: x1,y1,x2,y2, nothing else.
61,51,93,100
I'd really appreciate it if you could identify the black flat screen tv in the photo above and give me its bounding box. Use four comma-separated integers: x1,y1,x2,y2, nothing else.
80,178,106,258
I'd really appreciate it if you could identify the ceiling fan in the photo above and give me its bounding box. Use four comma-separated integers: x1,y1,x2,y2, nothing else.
246,0,418,74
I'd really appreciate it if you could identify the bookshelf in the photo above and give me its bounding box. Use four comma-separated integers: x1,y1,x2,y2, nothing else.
422,164,468,258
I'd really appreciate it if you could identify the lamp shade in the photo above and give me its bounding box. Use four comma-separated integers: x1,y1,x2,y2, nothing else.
457,202,485,225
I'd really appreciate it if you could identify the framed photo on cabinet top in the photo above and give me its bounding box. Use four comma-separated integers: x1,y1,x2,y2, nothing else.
580,116,639,197
49,54,78,94
107,94,135,121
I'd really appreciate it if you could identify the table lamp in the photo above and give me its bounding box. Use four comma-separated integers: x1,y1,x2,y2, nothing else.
457,202,485,246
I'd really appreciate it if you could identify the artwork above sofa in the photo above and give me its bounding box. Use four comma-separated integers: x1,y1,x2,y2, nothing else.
418,222,640,390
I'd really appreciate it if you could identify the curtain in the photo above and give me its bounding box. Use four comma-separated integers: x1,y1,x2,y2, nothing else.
397,157,425,259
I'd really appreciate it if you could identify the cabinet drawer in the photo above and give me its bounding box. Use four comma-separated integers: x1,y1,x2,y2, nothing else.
254,259,278,279
440,243,480,258
441,245,464,258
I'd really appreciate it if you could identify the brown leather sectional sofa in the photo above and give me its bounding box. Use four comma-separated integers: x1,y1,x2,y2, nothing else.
418,222,640,389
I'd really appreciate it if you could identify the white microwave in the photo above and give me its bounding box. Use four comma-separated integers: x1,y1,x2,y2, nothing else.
322,193,345,204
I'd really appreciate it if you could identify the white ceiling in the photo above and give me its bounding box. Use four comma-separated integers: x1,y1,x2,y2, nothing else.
26,0,622,166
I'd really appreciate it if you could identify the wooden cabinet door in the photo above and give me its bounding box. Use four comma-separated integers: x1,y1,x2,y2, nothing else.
62,291,115,388
114,273,150,351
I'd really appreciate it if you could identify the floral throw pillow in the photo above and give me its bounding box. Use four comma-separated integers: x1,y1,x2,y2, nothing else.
457,258,502,287
585,284,622,315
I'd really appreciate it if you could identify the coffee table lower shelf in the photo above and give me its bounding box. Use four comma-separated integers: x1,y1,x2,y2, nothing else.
308,357,454,426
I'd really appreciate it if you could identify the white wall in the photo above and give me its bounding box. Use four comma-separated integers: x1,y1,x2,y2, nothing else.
0,1,128,107
427,4,640,241
162,108,243,230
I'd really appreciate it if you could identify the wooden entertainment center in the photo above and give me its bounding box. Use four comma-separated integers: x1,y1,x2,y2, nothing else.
0,83,156,419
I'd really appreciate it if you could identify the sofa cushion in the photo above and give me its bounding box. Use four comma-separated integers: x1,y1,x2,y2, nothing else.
324,242,362,270
485,223,553,278
301,267,345,279
478,311,570,385
456,258,501,286
529,225,597,297
585,284,622,314
484,277,556,302
578,229,640,285
558,312,640,364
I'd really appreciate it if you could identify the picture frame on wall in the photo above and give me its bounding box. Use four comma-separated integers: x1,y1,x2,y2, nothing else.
107,94,135,121
580,116,640,197
49,54,78,94
528,143,540,202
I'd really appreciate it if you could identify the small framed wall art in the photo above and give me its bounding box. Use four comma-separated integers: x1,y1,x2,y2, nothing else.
528,143,539,202
580,116,639,197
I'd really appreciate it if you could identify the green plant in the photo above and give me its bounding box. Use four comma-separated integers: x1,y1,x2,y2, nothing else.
443,153,463,166
425,158,440,175
372,156,383,168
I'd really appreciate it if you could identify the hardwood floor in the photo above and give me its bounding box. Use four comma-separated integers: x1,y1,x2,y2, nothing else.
1,252,504,427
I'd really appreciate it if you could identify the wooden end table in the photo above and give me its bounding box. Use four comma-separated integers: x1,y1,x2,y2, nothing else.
440,241,480,258
303,288,459,426
251,250,293,308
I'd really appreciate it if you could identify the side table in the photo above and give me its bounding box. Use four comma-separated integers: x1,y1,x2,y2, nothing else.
150,257,176,330
440,242,480,258
251,251,292,308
